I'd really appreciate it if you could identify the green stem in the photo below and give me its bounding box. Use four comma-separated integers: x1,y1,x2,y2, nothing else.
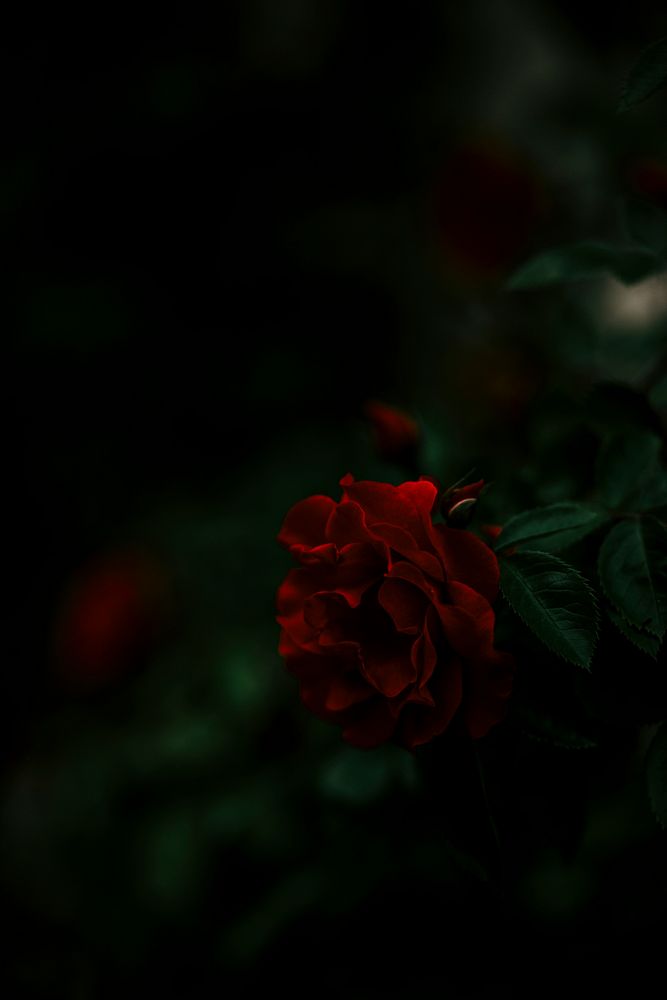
471,740,503,881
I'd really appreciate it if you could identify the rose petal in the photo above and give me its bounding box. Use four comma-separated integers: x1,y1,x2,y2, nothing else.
301,593,361,657
388,561,440,600
284,645,372,716
438,607,491,659
333,543,385,607
463,650,515,738
431,525,500,602
340,476,438,550
325,500,375,547
398,658,463,749
410,606,439,686
277,568,330,652
360,639,417,698
278,496,337,552
276,567,324,616
303,591,350,636
296,543,338,565
447,580,494,620
370,522,445,580
323,672,375,712
437,581,495,659
378,577,427,634
278,627,304,660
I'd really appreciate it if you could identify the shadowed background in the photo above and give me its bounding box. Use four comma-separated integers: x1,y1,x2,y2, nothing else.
4,4,667,997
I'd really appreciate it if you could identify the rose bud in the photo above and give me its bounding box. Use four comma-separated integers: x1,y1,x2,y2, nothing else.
277,475,513,750
365,400,420,467
441,479,486,528
54,551,166,688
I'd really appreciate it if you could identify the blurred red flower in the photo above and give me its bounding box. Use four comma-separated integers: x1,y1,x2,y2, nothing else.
365,400,420,465
627,156,667,208
55,552,166,687
434,135,548,284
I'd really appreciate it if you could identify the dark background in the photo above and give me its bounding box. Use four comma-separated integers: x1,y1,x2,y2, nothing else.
4,5,667,997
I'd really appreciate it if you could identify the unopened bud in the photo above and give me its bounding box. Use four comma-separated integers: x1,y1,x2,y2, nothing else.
441,478,486,527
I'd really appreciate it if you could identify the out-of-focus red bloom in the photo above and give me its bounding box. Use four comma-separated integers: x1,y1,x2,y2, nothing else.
434,135,548,285
277,475,513,749
365,400,420,465
627,157,667,209
55,552,166,687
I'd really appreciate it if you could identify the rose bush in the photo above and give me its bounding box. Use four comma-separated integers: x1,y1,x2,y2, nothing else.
276,475,513,749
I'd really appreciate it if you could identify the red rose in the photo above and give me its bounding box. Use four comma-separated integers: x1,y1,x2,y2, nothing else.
276,475,513,749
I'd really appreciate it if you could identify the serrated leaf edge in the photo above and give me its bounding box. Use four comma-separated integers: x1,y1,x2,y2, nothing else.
500,549,600,669
604,604,661,660
597,520,666,639
496,504,609,553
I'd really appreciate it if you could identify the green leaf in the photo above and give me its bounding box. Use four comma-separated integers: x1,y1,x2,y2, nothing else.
619,37,667,112
606,604,662,658
496,502,609,554
597,428,663,509
620,197,667,256
500,551,599,669
507,241,660,289
598,517,667,637
646,723,667,829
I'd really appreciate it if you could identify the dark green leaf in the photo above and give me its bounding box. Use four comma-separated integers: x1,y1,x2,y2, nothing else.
620,197,667,255
598,517,667,637
507,241,660,289
619,37,667,111
497,502,609,553
500,551,599,669
606,604,662,658
596,428,663,509
646,723,667,829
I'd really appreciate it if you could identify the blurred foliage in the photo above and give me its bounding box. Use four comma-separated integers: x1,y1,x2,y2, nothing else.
5,3,667,997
